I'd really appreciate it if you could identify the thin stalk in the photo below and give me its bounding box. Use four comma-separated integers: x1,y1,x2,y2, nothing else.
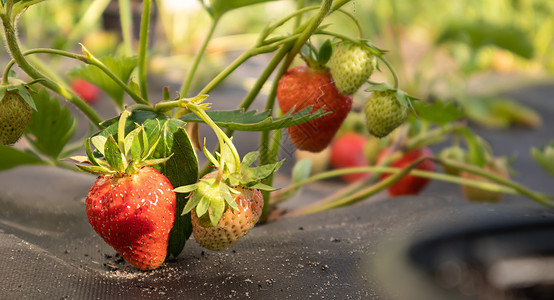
180,17,220,98
286,157,430,217
137,0,152,100
2,47,148,106
0,15,103,126
272,165,517,206
118,0,134,56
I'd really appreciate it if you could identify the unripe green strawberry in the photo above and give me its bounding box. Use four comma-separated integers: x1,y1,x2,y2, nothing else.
461,159,509,203
328,42,376,95
190,173,264,251
0,92,33,145
364,90,408,138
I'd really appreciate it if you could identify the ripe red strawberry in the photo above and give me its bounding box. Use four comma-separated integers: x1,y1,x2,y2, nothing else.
86,166,175,270
328,41,376,95
0,92,33,145
461,159,509,203
277,65,352,152
71,78,99,104
378,147,435,196
330,132,369,182
73,111,175,270
190,174,264,251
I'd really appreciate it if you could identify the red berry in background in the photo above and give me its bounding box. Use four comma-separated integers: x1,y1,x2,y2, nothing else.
71,78,99,103
378,147,435,196
330,132,369,182
277,65,352,152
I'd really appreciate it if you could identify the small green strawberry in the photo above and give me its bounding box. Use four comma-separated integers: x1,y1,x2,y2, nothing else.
364,88,411,138
72,111,175,270
175,99,282,251
328,41,376,95
0,81,36,145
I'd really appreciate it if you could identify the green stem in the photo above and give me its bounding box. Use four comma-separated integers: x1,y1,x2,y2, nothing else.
118,0,134,56
378,55,399,89
0,15,103,127
137,0,152,100
273,165,517,206
286,156,430,217
186,103,241,170
180,17,220,98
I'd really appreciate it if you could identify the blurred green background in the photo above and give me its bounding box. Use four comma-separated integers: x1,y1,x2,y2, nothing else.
5,0,554,129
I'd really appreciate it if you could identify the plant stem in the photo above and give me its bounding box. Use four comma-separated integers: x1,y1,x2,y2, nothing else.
180,17,220,98
137,0,152,101
118,0,134,56
0,14,103,127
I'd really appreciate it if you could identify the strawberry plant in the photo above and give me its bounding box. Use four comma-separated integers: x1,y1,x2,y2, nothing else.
1,0,554,272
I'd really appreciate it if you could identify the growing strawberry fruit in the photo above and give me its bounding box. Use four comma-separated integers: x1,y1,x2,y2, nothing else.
189,172,264,251
72,111,175,270
175,100,282,251
378,147,435,196
86,166,175,270
71,78,99,104
330,132,369,182
0,81,36,145
461,158,509,203
364,89,409,138
328,41,376,95
277,65,352,152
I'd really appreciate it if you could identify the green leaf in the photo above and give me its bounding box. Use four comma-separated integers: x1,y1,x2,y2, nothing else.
242,160,284,183
318,39,333,65
412,100,464,125
0,145,44,171
25,89,77,159
531,143,554,177
69,56,138,108
179,106,328,131
436,21,534,59
148,118,198,258
206,0,279,18
249,182,278,191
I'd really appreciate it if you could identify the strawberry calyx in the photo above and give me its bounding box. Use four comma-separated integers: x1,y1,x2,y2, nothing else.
365,83,418,113
0,78,39,111
71,110,170,176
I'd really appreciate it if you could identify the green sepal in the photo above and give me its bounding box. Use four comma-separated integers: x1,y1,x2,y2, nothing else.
75,164,112,174
318,39,333,66
241,151,259,168
104,135,126,172
175,183,199,194
248,182,278,191
196,196,211,219
208,189,226,227
241,159,284,184
91,135,107,156
531,142,554,177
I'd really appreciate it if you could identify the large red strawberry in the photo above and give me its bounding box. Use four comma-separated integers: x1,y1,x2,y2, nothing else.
378,147,435,196
330,132,369,182
190,172,264,251
73,111,175,270
86,166,175,270
277,65,352,152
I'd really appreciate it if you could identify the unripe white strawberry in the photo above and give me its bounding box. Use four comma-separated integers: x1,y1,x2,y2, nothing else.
328,42,376,95
364,90,408,138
